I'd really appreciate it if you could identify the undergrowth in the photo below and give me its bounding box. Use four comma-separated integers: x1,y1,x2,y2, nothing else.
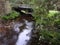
0,10,20,20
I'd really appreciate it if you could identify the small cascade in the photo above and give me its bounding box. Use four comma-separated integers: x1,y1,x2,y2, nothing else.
0,5,39,45
15,20,34,45
12,6,38,45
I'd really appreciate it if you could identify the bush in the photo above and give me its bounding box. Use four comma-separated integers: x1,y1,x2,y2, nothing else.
39,30,60,45
1,10,20,20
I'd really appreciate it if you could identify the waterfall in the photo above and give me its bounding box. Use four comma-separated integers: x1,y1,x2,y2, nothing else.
13,19,33,45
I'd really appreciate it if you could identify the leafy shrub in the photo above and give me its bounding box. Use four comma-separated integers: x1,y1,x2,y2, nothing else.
39,30,60,45
1,10,20,20
48,10,59,17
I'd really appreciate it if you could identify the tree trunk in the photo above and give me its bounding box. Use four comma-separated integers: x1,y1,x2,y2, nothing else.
5,0,11,14
0,0,11,16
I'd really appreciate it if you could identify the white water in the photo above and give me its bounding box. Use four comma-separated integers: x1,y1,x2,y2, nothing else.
14,23,23,33
15,20,33,45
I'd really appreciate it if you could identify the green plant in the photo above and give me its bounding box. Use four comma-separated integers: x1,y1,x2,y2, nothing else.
1,10,20,20
39,30,60,45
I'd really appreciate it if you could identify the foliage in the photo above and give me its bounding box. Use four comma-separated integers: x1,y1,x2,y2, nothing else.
26,0,60,45
1,11,19,20
48,10,59,17
39,30,60,45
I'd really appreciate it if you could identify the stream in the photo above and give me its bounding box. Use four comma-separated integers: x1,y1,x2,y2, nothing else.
15,19,33,45
0,15,39,45
0,7,39,45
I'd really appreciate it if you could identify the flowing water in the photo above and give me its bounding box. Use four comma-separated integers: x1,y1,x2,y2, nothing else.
0,8,39,45
0,17,39,45
12,19,34,45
